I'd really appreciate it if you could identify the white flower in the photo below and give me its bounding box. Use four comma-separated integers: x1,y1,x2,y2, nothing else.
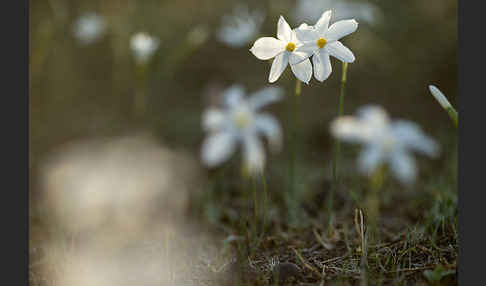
428,85,452,110
130,32,159,64
293,0,382,27
250,16,314,84
73,13,107,45
201,84,283,174
295,10,358,82
330,105,440,185
217,4,265,48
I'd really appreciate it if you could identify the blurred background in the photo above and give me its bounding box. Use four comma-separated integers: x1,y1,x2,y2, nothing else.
29,0,457,285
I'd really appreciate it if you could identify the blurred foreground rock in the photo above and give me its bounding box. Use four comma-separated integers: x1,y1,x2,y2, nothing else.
37,134,231,286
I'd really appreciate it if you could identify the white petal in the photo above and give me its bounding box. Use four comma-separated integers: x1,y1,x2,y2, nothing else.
357,105,390,128
330,116,373,143
325,19,358,41
391,120,440,157
312,50,332,82
249,37,286,60
248,86,283,111
277,16,292,42
295,24,318,43
295,42,319,57
325,41,355,63
201,132,237,167
315,10,332,34
254,113,282,152
389,151,417,185
357,145,384,176
289,50,313,65
202,108,225,132
428,85,452,109
290,58,312,84
223,84,246,108
269,52,289,83
243,135,265,175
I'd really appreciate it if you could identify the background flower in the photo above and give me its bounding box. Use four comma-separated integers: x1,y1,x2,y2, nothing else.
130,32,160,64
331,105,440,184
73,12,107,45
293,0,383,27
201,84,283,174
216,4,265,48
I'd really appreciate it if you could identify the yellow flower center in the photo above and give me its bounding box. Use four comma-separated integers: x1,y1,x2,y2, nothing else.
234,111,251,129
285,42,296,52
317,38,327,49
382,136,396,153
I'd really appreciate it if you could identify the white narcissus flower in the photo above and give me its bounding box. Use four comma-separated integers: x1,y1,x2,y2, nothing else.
295,10,358,82
217,4,265,48
330,105,440,185
250,16,314,84
73,13,107,45
201,84,284,175
130,32,159,64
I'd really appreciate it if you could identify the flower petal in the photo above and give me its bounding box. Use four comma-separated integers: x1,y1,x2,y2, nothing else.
357,105,390,128
330,116,373,143
325,41,355,63
269,52,289,83
290,58,312,84
295,24,318,43
201,132,237,167
254,113,282,152
357,145,384,176
315,10,332,35
391,120,440,157
243,135,265,175
325,19,358,41
312,50,332,82
249,37,286,60
223,84,246,108
277,16,292,42
248,86,283,111
202,108,226,132
428,85,452,109
389,151,417,185
289,50,313,65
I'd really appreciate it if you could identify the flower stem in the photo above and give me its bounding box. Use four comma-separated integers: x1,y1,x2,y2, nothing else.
328,62,348,232
134,63,148,119
252,176,258,239
261,172,268,235
446,107,458,128
366,165,386,243
288,79,301,225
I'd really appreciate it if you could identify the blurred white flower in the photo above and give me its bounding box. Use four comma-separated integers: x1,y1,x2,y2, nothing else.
130,32,159,64
250,16,314,84
217,4,265,48
293,0,382,27
295,10,358,82
73,12,107,45
330,105,440,185
201,84,283,174
428,85,452,110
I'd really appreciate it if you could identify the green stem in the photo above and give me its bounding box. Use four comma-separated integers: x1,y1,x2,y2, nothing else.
252,177,258,238
134,63,148,119
328,62,348,232
261,172,268,235
288,80,301,225
366,165,386,243
446,107,458,128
